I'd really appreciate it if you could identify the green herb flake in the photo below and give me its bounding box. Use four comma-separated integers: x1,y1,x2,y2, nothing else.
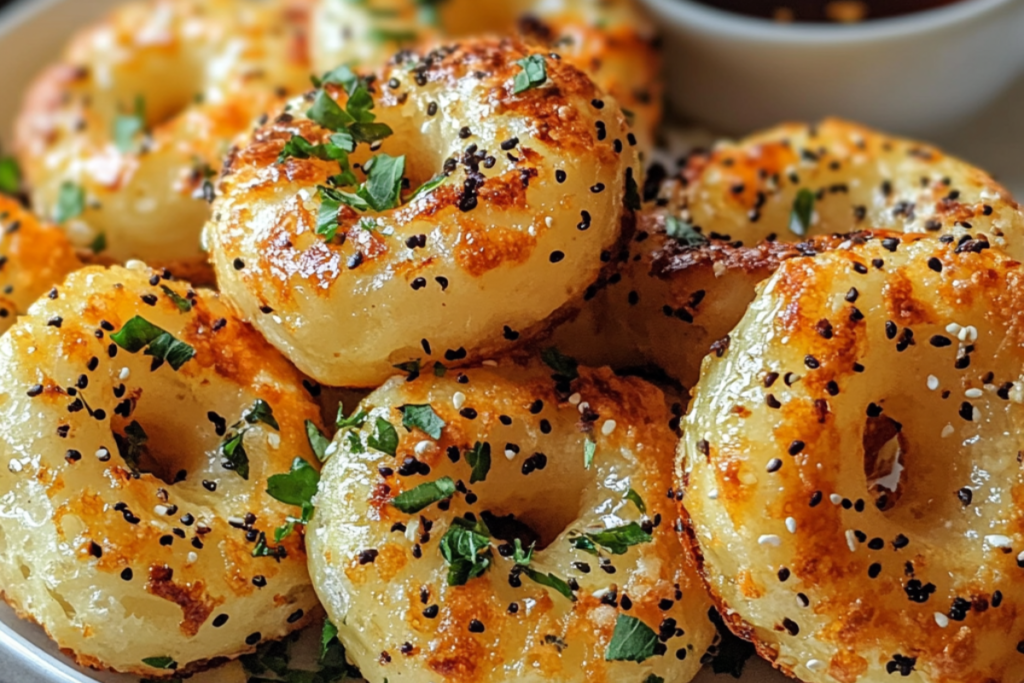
466,441,491,484
409,173,447,201
789,188,815,237
393,359,421,379
113,420,147,474
541,346,579,380
626,488,647,514
358,153,406,212
159,285,192,312
110,316,195,371
665,216,708,246
572,522,652,556
142,656,177,670
54,181,85,224
336,404,368,430
220,430,250,480
252,531,287,561
307,89,355,132
439,516,493,586
513,55,548,94
391,476,456,514
400,404,446,439
513,539,534,565
605,614,658,663
0,157,21,195
367,416,399,456
266,457,320,518
113,96,146,153
520,566,575,601
245,399,280,430
584,438,596,470
433,362,447,377
306,420,332,462
88,232,107,254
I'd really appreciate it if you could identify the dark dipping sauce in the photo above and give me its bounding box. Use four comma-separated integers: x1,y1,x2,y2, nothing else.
687,0,968,22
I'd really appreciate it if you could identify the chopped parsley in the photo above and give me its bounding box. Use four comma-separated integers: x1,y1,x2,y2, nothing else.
391,476,456,513
54,181,85,224
367,416,399,455
89,232,107,254
218,399,281,480
141,656,177,670
242,621,358,682
393,359,421,380
399,404,446,439
159,285,192,312
466,441,491,484
541,346,579,381
665,216,708,246
110,316,195,371
113,96,146,153
113,420,147,474
266,456,320,540
336,404,368,430
0,156,20,195
359,153,406,211
306,420,332,461
789,188,815,237
513,55,548,94
584,438,596,470
626,488,646,514
409,173,448,201
440,516,493,586
571,522,652,556
433,362,447,377
605,615,658,662
252,531,287,561
513,539,575,601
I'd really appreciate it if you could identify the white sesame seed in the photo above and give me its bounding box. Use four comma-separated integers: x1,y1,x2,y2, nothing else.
95,448,110,461
807,660,826,672
973,407,982,421
404,519,420,542
452,392,466,410
830,493,843,505
964,325,978,342
946,322,962,335
707,489,719,500
601,420,617,436
119,367,130,380
796,594,809,608
958,327,970,342
187,552,198,565
785,517,797,534
481,360,498,367
578,401,590,414
7,459,21,473
927,375,939,391
154,505,169,516
228,516,245,527
568,392,582,406
845,529,857,552
934,612,949,628
545,216,553,228
1017,550,1024,565
758,534,781,547
267,433,280,449
125,259,148,271
713,261,726,278
415,440,436,456
941,424,954,438
504,448,517,461
986,534,1013,548
965,388,983,399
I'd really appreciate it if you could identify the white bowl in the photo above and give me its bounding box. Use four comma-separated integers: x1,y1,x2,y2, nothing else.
639,0,1024,135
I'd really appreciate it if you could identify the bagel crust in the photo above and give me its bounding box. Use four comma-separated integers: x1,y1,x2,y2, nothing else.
308,358,715,683
310,0,662,149
205,38,640,387
551,118,1024,387
14,0,312,270
0,265,323,677
680,233,1024,683
0,195,81,335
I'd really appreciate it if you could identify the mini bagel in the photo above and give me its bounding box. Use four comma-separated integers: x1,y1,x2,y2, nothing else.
308,357,715,683
0,264,324,677
205,38,639,388
671,118,1024,258
14,0,312,274
680,233,1024,682
0,195,81,335
310,0,661,150
550,119,1024,386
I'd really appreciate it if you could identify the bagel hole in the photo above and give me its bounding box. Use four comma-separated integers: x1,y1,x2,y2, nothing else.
863,414,907,511
110,392,214,486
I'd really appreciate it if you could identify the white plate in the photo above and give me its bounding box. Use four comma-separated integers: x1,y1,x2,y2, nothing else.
0,1,1022,682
